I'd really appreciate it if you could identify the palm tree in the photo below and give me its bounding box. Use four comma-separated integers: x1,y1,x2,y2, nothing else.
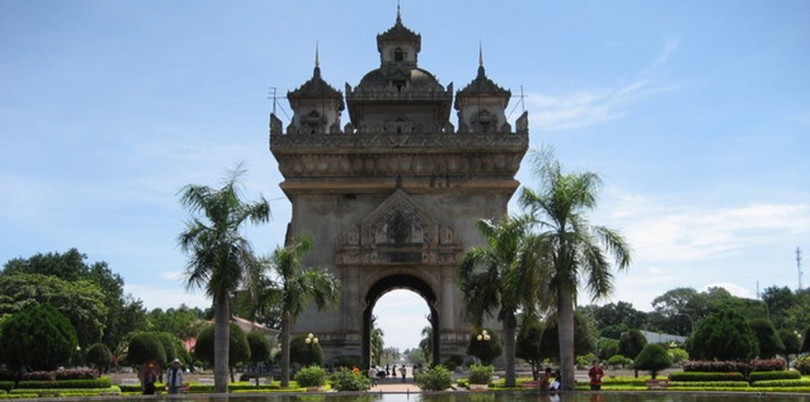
258,234,340,387
178,166,270,393
519,150,631,390
458,215,545,387
418,325,433,363
370,325,384,366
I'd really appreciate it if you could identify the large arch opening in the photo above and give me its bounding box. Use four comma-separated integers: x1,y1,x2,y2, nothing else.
362,274,440,370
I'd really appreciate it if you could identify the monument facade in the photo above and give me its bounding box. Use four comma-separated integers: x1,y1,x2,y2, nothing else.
269,10,528,367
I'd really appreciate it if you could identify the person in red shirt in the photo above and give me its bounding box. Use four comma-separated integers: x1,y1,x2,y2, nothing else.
588,359,604,391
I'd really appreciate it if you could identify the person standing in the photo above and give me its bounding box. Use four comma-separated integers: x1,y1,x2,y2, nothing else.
588,359,604,391
400,365,407,383
141,362,159,395
165,359,185,394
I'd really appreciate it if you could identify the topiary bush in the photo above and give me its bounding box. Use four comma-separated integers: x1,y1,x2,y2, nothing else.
466,329,502,365
687,310,758,361
682,360,751,373
294,366,327,388
414,365,452,391
85,343,111,374
329,367,371,391
750,357,787,372
467,364,493,385
125,332,166,367
0,303,78,371
442,354,464,371
289,334,323,367
607,354,633,369
633,343,672,379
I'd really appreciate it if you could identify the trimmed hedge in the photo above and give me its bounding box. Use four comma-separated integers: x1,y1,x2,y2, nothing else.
682,360,749,373
16,377,112,389
750,358,786,372
751,379,810,388
748,370,801,382
668,381,750,388
0,383,12,393
668,371,745,382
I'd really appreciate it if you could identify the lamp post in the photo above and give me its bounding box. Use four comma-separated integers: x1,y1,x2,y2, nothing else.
304,333,319,365
475,330,491,365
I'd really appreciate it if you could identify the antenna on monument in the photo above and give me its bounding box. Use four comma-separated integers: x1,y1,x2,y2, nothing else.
268,87,278,115
315,41,320,69
396,0,402,24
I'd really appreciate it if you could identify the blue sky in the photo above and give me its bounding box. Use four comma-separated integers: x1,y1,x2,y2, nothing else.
1,1,808,351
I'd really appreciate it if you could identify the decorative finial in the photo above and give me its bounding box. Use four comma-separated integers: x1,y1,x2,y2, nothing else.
479,40,483,67
396,0,402,24
313,41,321,77
478,40,486,77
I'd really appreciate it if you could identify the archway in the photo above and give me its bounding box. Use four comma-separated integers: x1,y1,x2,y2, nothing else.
362,274,440,370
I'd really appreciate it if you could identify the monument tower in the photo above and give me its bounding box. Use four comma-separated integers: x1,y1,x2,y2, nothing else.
269,9,529,367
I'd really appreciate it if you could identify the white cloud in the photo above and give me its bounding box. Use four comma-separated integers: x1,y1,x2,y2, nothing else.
701,282,756,300
607,194,810,263
526,38,680,132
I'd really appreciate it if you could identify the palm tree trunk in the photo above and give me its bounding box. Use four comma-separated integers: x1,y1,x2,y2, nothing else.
280,312,291,388
213,296,230,393
557,290,576,391
503,318,517,387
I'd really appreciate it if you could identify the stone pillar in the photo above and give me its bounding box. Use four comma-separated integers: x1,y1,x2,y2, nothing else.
441,266,455,331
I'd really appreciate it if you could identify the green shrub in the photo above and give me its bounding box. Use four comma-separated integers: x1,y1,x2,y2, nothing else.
668,371,745,381
0,383,12,392
751,379,810,387
467,364,493,385
466,329,502,365
634,343,672,379
290,334,323,366
85,343,111,373
606,354,633,368
750,357,787,372
0,303,78,371
294,366,327,387
668,348,689,365
748,370,801,382
682,360,750,373
414,365,452,391
329,368,371,391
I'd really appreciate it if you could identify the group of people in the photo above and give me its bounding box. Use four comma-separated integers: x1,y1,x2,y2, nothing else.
537,367,562,391
368,364,408,383
140,358,186,395
537,359,603,392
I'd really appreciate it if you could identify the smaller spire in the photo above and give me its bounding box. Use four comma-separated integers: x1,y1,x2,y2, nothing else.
396,0,402,25
313,41,321,77
477,41,486,77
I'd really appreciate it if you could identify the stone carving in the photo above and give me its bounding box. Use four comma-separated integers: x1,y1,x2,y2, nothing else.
335,190,463,267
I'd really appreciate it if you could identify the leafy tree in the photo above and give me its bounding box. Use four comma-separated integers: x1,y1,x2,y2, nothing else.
1,248,145,351
194,322,251,382
777,329,800,368
458,215,546,387
519,149,631,390
749,318,785,358
618,329,648,359
687,310,758,361
466,328,503,365
248,234,340,387
762,286,795,329
515,317,544,380
633,343,672,379
606,354,632,369
178,166,270,393
651,287,710,335
246,332,272,385
86,343,112,373
596,338,620,361
289,333,323,366
0,303,78,371
599,323,631,340
0,273,107,348
585,302,647,332
146,305,205,340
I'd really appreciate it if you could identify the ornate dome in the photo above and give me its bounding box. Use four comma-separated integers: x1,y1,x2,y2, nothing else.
355,67,444,92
